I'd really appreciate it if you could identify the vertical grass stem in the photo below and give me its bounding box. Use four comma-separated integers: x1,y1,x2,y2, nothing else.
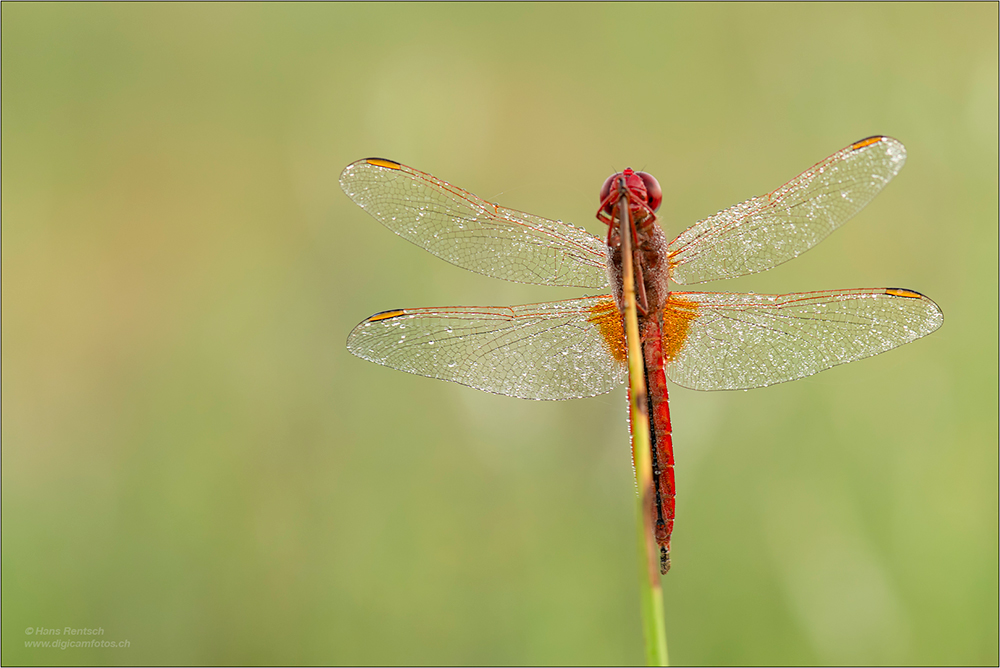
618,190,669,667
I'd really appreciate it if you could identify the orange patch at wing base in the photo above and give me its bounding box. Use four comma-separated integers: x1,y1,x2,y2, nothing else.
587,299,626,364
661,295,700,362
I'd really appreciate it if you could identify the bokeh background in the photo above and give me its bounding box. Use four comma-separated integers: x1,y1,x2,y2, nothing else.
3,3,997,665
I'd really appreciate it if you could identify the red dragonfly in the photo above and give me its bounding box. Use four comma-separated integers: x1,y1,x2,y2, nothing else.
342,136,943,573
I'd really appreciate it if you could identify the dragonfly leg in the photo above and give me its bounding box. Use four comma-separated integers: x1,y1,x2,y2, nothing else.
633,251,649,315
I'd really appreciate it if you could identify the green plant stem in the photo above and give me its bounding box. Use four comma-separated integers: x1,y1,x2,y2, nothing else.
618,192,669,667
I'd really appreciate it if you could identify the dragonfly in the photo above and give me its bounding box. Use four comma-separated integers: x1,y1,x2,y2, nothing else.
342,136,943,573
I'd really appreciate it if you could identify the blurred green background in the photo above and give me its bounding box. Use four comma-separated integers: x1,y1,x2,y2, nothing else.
3,3,997,665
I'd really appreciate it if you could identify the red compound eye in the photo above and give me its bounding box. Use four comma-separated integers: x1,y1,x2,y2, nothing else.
599,173,617,204
638,172,662,212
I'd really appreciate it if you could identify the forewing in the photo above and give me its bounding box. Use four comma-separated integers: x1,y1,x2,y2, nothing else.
340,158,610,288
347,296,626,400
668,136,907,284
663,288,942,390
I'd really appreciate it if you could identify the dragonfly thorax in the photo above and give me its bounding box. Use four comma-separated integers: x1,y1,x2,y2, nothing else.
596,167,670,316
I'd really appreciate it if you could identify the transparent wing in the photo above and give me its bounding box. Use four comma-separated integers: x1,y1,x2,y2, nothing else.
340,158,610,289
662,288,943,390
668,136,907,285
346,296,626,400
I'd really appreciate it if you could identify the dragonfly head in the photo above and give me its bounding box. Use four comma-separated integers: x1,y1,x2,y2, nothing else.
597,168,662,226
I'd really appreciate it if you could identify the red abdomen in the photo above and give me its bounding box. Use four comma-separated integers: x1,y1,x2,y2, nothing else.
642,316,675,573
